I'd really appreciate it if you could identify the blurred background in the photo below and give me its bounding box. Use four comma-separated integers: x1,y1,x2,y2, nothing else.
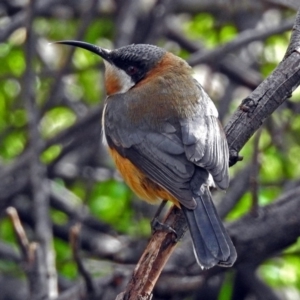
0,0,299,299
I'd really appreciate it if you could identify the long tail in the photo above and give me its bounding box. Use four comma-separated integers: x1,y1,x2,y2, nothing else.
182,186,237,269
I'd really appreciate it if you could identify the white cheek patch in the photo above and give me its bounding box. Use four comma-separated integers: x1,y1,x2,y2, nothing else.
101,61,135,146
101,101,108,146
104,61,135,94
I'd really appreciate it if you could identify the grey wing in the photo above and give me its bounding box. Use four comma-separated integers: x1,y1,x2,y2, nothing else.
104,95,197,209
180,84,229,189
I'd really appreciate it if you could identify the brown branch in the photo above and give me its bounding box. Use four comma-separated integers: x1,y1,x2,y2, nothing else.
6,207,30,259
118,206,187,300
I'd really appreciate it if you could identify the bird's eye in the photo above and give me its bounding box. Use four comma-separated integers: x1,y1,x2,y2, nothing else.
126,66,138,75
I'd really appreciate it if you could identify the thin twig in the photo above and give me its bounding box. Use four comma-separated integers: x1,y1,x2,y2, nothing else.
6,207,30,259
188,18,294,66
70,223,96,295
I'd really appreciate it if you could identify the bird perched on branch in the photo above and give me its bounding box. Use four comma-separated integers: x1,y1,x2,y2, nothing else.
55,40,237,269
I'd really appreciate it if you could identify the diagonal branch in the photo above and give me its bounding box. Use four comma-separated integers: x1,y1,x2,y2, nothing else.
118,206,187,300
225,9,300,165
187,17,294,66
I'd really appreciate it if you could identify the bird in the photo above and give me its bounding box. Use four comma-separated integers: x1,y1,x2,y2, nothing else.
55,40,237,269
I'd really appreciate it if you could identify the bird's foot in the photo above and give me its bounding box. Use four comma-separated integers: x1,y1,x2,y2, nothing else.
150,217,177,237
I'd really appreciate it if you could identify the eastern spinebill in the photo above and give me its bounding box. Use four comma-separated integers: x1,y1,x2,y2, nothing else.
55,40,237,269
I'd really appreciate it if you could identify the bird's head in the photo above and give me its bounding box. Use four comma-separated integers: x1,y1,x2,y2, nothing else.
54,41,167,95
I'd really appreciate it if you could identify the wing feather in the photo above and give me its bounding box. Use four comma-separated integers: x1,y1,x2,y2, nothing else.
180,84,229,189
104,81,229,211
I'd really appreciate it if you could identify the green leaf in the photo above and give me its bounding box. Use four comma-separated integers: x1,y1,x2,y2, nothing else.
0,130,26,160
7,48,25,76
89,180,132,232
40,106,77,138
41,144,62,163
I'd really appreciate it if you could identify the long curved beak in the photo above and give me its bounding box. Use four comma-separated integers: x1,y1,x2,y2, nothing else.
53,40,111,61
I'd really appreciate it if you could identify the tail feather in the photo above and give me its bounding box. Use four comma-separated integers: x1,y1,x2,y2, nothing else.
182,186,237,269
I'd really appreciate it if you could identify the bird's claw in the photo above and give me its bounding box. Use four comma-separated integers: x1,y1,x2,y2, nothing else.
151,217,177,237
